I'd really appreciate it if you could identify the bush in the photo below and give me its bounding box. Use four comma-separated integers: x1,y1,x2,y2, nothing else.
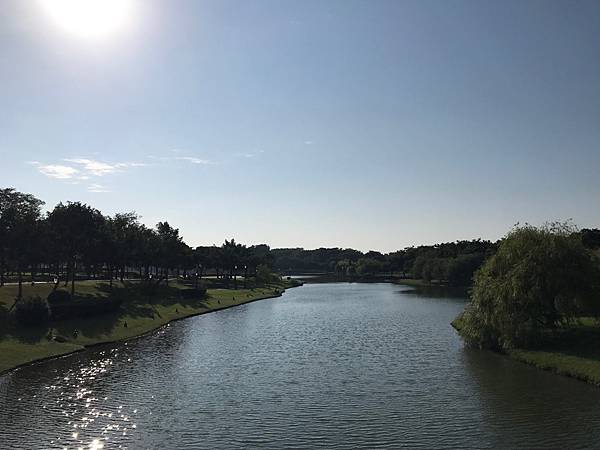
456,223,600,350
47,289,72,305
15,295,50,326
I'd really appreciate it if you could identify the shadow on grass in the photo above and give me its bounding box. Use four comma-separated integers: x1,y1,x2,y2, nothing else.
51,280,210,341
53,312,121,340
0,304,10,340
0,279,251,344
0,302,51,344
9,323,49,344
537,325,600,361
96,280,209,309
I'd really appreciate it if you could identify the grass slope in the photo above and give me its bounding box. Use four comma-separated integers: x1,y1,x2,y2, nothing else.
0,278,300,374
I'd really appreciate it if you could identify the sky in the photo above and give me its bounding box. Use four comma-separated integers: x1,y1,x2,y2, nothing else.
1,0,599,252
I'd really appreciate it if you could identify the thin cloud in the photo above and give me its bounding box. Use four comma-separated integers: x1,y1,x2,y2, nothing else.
87,183,111,193
234,149,265,159
175,156,212,165
304,140,314,145
29,158,147,195
36,164,80,180
64,158,147,176
147,154,215,165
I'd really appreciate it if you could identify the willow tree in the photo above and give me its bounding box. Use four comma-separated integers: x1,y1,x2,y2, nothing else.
456,223,600,350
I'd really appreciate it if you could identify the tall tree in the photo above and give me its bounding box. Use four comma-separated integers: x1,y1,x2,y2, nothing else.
0,188,44,299
156,221,184,285
47,202,105,295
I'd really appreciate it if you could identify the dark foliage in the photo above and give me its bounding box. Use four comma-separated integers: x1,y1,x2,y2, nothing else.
15,295,50,326
50,296,123,320
47,289,72,304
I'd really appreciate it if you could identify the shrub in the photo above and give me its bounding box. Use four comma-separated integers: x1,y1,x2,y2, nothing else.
180,287,207,299
47,289,72,305
15,295,50,326
50,296,122,320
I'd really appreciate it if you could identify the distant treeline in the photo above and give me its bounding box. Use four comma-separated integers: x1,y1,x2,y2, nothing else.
274,229,600,286
273,241,497,286
2,187,599,297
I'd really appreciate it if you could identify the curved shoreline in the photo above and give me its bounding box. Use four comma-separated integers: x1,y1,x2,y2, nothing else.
0,282,303,377
5,280,596,389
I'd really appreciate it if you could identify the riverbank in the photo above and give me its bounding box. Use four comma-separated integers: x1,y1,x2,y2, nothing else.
0,278,302,375
452,317,600,386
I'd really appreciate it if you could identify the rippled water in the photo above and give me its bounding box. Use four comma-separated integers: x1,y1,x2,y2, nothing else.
2,283,600,449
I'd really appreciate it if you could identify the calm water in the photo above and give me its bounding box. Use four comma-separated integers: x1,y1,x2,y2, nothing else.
1,283,600,449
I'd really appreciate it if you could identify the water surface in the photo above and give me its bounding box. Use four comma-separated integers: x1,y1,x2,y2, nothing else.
1,283,599,449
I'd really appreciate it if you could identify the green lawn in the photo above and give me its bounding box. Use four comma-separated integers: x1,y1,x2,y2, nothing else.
509,349,600,385
508,318,600,385
0,278,301,374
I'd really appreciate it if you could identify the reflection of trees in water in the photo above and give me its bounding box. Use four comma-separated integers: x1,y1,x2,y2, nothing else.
461,347,600,448
401,285,469,299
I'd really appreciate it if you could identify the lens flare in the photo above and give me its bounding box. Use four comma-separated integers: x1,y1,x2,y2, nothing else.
40,0,135,39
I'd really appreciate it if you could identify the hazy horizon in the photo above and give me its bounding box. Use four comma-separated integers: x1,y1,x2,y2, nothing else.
2,0,599,252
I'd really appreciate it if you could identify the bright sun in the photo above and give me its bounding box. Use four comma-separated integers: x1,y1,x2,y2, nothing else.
40,0,135,39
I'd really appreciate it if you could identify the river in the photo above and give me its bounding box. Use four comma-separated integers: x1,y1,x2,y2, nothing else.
1,283,600,449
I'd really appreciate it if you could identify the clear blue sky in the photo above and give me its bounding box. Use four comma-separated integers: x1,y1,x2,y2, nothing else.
1,0,599,252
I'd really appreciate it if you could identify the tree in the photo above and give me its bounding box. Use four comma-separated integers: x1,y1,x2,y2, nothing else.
456,223,600,350
47,202,105,295
0,188,44,299
356,258,384,277
156,221,185,285
581,228,600,250
256,264,272,284
108,212,141,282
446,253,485,287
221,239,245,288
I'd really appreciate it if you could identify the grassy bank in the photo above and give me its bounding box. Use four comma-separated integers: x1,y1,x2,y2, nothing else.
0,278,301,375
452,317,600,386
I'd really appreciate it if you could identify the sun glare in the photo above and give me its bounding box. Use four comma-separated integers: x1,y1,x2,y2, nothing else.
40,0,135,39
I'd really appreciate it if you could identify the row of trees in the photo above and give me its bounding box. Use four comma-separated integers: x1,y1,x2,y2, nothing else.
0,188,274,300
3,187,599,303
274,241,497,286
275,230,600,288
